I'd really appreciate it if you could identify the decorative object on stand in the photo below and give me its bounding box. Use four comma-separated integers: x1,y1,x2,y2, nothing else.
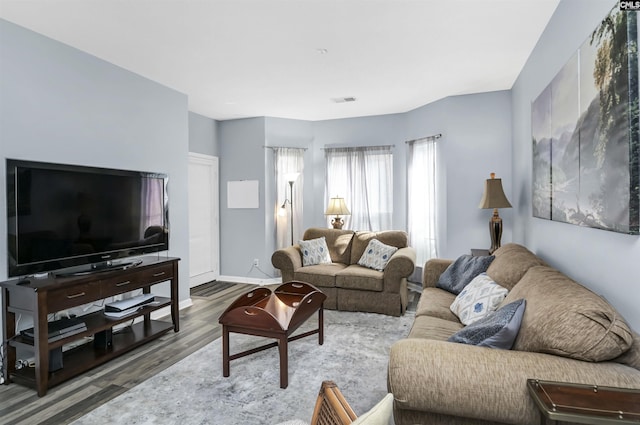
324,197,350,229
279,173,300,245
479,173,512,254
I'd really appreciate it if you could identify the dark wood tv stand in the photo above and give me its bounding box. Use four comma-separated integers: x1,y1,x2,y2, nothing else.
1,256,179,396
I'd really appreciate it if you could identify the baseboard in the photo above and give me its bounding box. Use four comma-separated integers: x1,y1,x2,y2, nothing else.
217,275,282,285
190,272,219,288
150,298,194,321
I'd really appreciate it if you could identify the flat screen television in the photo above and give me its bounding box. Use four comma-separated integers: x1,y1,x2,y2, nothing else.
6,159,169,277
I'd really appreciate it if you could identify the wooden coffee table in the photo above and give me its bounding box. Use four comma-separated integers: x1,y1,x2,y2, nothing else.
218,281,326,389
527,379,640,424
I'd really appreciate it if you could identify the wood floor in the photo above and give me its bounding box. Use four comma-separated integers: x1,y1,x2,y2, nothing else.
0,281,421,425
0,281,254,425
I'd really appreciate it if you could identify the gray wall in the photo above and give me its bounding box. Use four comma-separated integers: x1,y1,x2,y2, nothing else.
218,92,512,277
405,91,513,258
189,111,219,156
0,20,191,335
511,0,639,331
218,117,270,278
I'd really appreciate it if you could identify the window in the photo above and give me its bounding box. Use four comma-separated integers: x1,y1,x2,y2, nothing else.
408,137,438,264
325,146,393,231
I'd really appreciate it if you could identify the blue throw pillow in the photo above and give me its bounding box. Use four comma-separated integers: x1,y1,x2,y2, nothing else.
436,254,495,295
448,299,526,349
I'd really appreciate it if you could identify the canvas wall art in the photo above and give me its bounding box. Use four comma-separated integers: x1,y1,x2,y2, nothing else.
532,7,639,234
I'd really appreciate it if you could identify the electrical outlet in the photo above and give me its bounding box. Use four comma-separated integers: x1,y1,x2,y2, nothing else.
253,258,259,267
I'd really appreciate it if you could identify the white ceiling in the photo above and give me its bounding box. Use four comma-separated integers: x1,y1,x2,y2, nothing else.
0,0,560,122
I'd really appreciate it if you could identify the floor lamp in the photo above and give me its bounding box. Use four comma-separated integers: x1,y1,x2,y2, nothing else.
279,173,299,246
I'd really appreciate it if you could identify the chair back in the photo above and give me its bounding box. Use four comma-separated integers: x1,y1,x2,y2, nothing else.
310,381,358,425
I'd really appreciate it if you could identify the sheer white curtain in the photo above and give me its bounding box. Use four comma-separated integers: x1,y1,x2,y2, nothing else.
274,148,304,249
408,137,438,265
325,146,393,231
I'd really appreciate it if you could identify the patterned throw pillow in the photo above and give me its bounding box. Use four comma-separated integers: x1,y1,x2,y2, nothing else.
449,273,508,325
357,239,398,271
436,254,494,295
448,299,526,349
299,237,332,266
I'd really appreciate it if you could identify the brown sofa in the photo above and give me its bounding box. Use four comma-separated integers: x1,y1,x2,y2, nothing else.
388,243,640,425
271,227,416,316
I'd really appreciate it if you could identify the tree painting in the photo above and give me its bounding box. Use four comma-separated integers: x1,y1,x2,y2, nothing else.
532,8,639,234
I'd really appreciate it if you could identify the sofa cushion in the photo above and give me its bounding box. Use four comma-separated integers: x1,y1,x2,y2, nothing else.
357,239,398,271
503,266,633,362
613,331,640,371
448,299,526,349
408,315,464,340
436,254,494,295
350,231,408,265
294,263,347,288
486,243,546,291
302,228,354,264
335,265,384,291
415,288,458,322
299,237,332,266
449,273,508,325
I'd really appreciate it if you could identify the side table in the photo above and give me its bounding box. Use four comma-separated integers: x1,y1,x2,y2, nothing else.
218,281,326,389
471,249,490,256
527,379,640,424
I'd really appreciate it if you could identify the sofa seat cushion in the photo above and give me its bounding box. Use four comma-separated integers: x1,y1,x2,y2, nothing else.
294,263,348,288
415,288,458,322
503,266,633,362
408,315,463,340
335,265,383,291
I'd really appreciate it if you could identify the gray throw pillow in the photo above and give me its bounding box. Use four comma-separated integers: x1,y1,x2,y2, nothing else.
448,299,526,349
436,254,495,295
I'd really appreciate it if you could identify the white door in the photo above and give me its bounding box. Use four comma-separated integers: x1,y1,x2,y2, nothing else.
188,153,219,287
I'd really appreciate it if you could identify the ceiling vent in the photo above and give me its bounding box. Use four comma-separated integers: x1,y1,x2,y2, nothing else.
331,97,357,103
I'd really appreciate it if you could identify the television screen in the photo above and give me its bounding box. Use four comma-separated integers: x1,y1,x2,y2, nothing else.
6,159,169,277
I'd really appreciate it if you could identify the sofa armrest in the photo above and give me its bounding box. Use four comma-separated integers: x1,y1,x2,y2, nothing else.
388,338,640,424
271,245,302,282
422,258,452,289
383,247,416,291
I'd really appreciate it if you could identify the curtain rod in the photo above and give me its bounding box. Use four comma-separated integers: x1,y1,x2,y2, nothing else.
321,144,395,150
263,146,308,151
405,133,442,144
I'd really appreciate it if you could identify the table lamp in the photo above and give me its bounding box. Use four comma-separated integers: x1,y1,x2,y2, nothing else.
478,173,512,254
325,197,350,229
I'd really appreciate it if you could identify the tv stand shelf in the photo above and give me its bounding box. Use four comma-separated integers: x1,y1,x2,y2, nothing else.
1,256,179,396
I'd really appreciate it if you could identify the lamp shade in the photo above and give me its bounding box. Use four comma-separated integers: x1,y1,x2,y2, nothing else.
478,173,512,209
325,197,351,216
285,172,300,183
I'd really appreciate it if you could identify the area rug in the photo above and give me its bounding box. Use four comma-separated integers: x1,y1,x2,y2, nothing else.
71,310,413,425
